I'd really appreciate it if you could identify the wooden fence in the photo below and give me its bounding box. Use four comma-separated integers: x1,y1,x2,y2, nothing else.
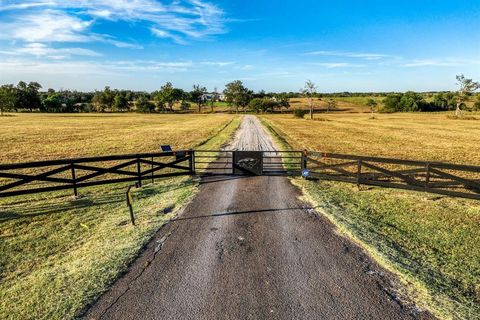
305,151,480,200
0,151,193,198
1,149,479,200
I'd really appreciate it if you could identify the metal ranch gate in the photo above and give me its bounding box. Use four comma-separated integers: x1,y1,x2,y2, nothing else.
193,150,303,176
0,149,479,200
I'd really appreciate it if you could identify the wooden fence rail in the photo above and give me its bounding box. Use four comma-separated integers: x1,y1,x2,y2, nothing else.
305,151,480,200
0,151,194,198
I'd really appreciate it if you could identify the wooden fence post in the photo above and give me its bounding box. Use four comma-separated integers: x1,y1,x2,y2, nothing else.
357,159,362,189
151,156,154,184
136,157,142,187
71,162,78,197
425,163,430,191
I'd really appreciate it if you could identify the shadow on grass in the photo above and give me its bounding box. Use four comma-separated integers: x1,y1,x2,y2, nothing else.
0,180,196,222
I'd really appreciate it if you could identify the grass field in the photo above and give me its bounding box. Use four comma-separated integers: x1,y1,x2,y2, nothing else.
0,113,237,163
0,114,241,320
261,113,480,320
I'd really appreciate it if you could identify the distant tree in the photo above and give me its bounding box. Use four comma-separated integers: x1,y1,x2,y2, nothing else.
172,88,187,111
210,87,219,113
301,80,317,119
432,92,456,111
0,84,17,116
275,93,290,113
92,86,115,112
248,97,277,113
399,91,426,112
43,93,63,112
473,94,480,111
190,84,207,113
16,81,42,111
366,98,378,117
455,74,479,117
112,93,129,112
326,98,337,113
223,80,251,113
382,93,402,112
154,82,184,112
135,95,155,113
255,90,267,99
248,98,264,113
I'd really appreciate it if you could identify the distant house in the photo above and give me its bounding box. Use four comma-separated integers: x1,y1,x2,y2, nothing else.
201,93,226,102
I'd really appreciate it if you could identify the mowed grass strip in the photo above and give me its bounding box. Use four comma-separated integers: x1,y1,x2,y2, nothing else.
261,114,480,320
0,114,241,320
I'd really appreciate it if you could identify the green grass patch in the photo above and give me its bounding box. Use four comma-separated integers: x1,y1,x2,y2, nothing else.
260,116,480,320
0,116,241,320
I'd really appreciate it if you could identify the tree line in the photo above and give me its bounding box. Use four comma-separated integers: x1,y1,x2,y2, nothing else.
1,76,478,116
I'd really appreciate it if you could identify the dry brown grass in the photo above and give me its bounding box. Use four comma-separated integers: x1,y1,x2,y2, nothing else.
0,114,241,320
261,113,480,319
261,112,480,164
0,113,236,163
288,97,371,113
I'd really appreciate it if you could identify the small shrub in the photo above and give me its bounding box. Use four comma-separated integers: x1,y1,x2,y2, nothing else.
293,109,308,118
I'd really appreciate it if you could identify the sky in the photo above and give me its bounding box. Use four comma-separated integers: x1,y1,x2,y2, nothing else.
0,0,479,92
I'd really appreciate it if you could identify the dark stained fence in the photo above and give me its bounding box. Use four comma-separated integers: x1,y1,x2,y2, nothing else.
0,151,194,198
305,151,480,200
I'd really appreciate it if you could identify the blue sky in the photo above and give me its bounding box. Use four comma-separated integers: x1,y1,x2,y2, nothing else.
0,0,479,92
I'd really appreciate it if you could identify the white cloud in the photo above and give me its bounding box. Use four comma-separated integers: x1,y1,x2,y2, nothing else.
201,61,235,67
310,62,366,68
401,58,480,67
151,28,186,45
13,43,102,58
305,50,390,60
0,0,226,45
1,9,92,43
0,57,242,80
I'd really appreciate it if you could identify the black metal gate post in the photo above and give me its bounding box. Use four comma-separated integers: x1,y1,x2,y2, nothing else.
189,150,196,175
301,150,308,175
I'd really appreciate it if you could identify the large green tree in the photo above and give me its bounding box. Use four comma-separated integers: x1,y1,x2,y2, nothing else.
455,74,479,116
135,95,155,113
0,84,17,116
154,82,185,112
16,81,42,111
92,87,115,112
112,93,129,112
223,80,251,113
275,93,290,113
190,84,207,113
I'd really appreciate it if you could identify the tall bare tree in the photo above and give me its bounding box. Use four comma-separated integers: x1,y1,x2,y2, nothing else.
301,80,317,119
455,74,479,117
